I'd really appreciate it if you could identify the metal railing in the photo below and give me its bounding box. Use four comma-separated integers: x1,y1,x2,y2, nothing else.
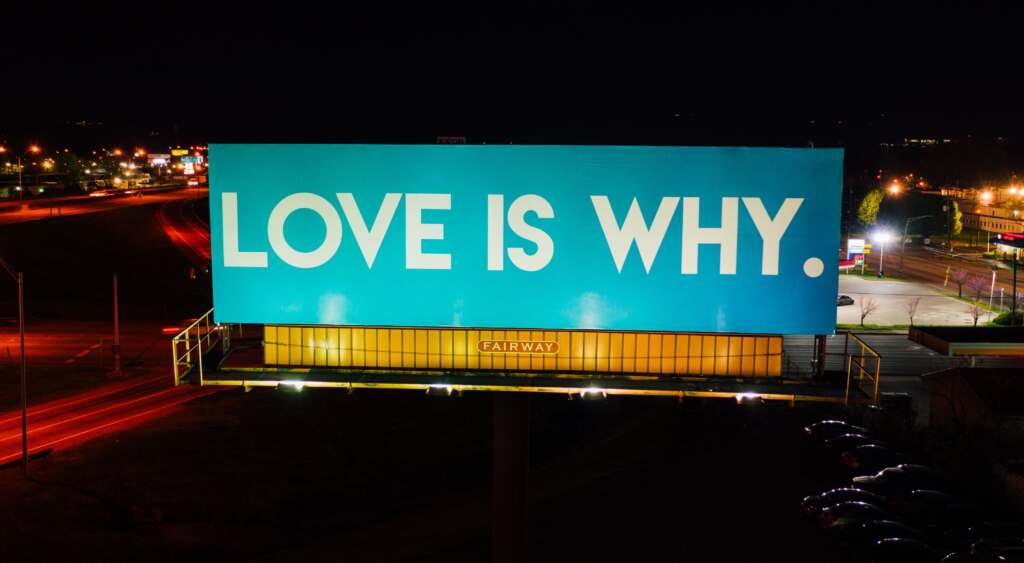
171,308,228,386
842,332,882,405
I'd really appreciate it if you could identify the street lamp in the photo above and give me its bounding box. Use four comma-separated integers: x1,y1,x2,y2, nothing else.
872,229,893,277
3,145,43,201
888,181,901,195
0,257,27,477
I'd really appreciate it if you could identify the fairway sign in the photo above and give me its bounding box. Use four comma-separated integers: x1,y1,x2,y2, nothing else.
210,145,842,334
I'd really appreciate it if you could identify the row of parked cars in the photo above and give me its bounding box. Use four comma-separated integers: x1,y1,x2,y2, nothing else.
803,419,1024,562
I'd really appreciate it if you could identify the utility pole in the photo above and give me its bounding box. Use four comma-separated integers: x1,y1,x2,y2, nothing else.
0,257,28,477
112,274,121,376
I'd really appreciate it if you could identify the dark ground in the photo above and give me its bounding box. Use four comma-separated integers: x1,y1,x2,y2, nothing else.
0,387,849,562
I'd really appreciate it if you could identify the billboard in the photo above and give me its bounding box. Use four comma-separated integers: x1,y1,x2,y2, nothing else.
210,145,842,334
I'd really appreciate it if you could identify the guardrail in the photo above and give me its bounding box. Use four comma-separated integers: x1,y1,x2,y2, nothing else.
841,332,882,405
171,308,229,386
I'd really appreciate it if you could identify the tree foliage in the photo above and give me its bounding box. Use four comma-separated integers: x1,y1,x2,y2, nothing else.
951,201,963,236
857,189,885,226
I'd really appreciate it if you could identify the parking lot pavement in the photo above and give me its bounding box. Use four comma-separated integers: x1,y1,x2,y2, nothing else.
836,275,986,327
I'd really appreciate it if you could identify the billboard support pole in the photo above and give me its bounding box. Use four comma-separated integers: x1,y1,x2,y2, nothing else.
493,393,530,563
814,335,827,379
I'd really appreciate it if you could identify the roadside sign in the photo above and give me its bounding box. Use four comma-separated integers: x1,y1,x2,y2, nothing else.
847,238,865,259
209,145,843,334
171,149,189,156
180,156,199,164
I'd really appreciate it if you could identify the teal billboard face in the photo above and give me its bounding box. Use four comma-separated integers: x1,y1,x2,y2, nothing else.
209,145,842,334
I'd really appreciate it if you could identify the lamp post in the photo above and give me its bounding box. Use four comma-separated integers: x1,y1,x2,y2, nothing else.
0,257,27,477
872,230,893,278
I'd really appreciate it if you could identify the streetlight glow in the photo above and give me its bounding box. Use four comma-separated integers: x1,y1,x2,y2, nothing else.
28,145,40,154
981,191,993,203
888,181,901,195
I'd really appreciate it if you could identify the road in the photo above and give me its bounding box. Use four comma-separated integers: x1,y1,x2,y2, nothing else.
0,374,216,467
0,186,206,226
0,192,220,467
869,246,1021,305
155,194,211,265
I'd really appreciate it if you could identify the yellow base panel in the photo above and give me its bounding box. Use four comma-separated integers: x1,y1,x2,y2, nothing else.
263,326,783,377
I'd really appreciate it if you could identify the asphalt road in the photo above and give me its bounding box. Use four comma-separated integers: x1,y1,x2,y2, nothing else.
0,186,207,226
869,246,1021,305
0,374,216,467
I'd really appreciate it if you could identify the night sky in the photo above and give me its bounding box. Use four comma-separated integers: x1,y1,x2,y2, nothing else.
3,3,1024,148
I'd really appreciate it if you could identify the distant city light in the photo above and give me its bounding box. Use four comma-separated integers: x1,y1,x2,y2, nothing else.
980,191,993,203
28,145,40,153
887,181,901,195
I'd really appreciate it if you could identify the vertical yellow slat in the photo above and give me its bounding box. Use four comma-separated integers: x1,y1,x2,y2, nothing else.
414,329,428,369
582,332,597,371
635,332,649,373
675,334,689,374
478,330,491,369
648,333,662,374
353,327,365,367
701,335,716,375
314,327,327,367
440,330,453,369
390,329,402,368
609,332,623,372
570,332,584,371
543,331,556,371
556,331,570,371
727,336,742,376
596,331,609,372
467,330,480,369
768,336,782,376
623,332,636,373
661,333,675,374
265,326,277,365
299,327,312,366
741,336,755,376
401,329,413,368
335,327,347,367
713,335,729,376
370,329,382,368
453,331,467,369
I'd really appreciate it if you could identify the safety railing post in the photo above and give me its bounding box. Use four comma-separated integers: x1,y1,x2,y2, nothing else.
197,331,204,385
844,355,852,405
172,338,179,386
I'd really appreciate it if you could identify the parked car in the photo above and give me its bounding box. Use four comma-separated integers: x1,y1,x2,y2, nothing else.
841,445,911,474
803,488,889,518
823,433,884,454
942,553,1009,562
853,464,948,497
806,420,869,443
820,501,898,531
839,519,923,551
942,522,1024,552
838,294,855,306
863,537,943,562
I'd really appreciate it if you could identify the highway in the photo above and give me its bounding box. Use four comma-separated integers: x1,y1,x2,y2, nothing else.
869,245,1022,305
0,186,206,226
0,191,221,468
0,374,216,467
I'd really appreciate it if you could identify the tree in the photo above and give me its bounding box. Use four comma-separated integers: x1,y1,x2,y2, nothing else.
952,268,969,297
857,189,885,226
967,275,986,302
859,297,879,327
56,153,85,193
952,201,963,236
968,302,983,327
905,296,922,326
